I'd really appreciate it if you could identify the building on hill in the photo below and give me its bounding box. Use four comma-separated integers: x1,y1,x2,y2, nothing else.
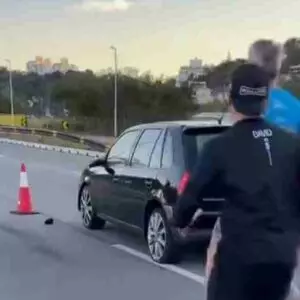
176,58,218,104
26,56,78,75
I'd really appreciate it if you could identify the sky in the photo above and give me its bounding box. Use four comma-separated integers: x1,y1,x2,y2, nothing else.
1,0,300,76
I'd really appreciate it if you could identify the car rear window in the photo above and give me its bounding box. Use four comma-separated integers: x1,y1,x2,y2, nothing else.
182,127,229,170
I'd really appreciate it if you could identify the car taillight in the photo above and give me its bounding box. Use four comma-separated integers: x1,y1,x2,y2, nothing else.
177,171,191,196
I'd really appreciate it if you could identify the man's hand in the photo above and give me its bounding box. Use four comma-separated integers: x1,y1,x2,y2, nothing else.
176,227,191,237
176,209,203,237
190,208,203,226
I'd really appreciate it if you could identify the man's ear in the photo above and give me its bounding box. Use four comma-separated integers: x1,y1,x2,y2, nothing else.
227,98,236,113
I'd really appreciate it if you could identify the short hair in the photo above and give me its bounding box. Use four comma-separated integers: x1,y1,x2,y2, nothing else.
248,39,285,80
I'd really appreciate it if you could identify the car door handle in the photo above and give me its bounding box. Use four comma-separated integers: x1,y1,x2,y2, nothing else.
112,177,120,183
144,180,153,188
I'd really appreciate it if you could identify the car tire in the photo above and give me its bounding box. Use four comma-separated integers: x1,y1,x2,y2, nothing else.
146,207,181,264
80,185,106,230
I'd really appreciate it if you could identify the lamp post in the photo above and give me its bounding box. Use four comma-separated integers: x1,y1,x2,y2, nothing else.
5,59,14,125
110,46,118,137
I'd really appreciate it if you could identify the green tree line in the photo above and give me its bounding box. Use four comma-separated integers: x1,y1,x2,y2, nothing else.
0,68,198,134
0,37,299,135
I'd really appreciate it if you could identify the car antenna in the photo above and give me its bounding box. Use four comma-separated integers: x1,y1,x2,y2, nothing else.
218,83,231,125
218,101,230,125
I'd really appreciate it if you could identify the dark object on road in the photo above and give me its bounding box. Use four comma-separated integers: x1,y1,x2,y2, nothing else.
77,117,231,264
44,218,54,225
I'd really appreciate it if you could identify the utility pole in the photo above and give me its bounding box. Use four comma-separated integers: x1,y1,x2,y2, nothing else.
110,46,118,137
5,59,14,125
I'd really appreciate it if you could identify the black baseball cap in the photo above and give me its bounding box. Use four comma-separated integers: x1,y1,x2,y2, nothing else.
230,63,270,116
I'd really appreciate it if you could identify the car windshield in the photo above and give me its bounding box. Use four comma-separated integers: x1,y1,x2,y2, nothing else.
183,127,228,170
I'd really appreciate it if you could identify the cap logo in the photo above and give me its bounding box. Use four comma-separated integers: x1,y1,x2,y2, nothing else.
239,86,267,97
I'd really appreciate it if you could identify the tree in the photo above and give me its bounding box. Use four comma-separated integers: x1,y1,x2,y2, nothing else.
49,69,196,133
205,59,246,90
282,38,300,73
282,78,300,98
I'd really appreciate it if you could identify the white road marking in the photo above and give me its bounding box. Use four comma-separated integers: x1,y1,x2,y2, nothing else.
112,244,206,285
113,244,300,296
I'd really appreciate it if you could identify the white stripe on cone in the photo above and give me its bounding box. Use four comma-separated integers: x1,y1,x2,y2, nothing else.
20,171,29,188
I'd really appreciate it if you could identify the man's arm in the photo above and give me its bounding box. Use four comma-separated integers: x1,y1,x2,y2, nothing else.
172,140,222,228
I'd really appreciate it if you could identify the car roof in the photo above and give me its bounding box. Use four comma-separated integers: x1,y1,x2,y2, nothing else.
126,113,233,132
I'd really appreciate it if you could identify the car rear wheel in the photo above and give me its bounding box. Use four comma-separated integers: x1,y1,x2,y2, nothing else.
147,207,180,264
80,185,106,230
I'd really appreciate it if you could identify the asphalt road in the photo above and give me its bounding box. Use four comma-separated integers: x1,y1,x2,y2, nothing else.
0,143,206,300
0,143,299,300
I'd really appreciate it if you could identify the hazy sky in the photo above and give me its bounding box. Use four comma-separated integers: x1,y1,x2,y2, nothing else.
1,0,300,76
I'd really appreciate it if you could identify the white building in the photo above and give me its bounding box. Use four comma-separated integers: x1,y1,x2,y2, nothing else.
69,64,79,72
191,82,215,104
26,56,78,75
122,67,139,78
26,61,37,73
176,58,206,88
176,58,215,103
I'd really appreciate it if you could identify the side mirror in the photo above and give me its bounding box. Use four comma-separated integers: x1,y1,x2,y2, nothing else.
89,157,107,168
89,157,116,176
105,166,115,176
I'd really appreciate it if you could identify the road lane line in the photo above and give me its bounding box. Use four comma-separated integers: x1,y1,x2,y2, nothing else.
112,244,206,285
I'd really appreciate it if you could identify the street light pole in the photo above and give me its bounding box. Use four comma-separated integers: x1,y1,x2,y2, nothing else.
110,46,118,137
5,59,14,125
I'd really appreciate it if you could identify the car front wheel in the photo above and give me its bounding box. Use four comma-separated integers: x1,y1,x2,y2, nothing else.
147,207,180,264
80,185,106,230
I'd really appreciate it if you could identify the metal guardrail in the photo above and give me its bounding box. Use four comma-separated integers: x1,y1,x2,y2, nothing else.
0,126,107,152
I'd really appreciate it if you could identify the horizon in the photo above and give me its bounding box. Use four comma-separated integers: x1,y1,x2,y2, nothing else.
1,0,300,76
0,54,227,76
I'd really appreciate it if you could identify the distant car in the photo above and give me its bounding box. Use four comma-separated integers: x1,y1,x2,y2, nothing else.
77,117,231,264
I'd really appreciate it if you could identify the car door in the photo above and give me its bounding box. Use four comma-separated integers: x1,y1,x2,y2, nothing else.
116,128,163,227
93,129,141,220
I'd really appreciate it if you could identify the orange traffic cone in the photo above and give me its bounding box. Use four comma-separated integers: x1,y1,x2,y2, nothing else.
10,163,39,215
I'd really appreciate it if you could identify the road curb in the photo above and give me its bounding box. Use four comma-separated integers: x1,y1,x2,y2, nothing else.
0,138,103,158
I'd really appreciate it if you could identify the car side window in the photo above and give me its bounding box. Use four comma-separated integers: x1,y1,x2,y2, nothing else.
107,130,140,164
162,130,173,168
131,129,162,167
149,131,164,169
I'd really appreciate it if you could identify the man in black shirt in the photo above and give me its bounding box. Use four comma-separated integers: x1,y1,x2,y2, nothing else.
173,63,300,300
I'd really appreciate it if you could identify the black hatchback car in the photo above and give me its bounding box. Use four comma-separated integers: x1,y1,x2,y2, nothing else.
77,117,230,263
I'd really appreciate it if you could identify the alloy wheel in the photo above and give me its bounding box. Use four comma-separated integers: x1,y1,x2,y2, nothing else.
80,187,93,227
147,211,167,261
